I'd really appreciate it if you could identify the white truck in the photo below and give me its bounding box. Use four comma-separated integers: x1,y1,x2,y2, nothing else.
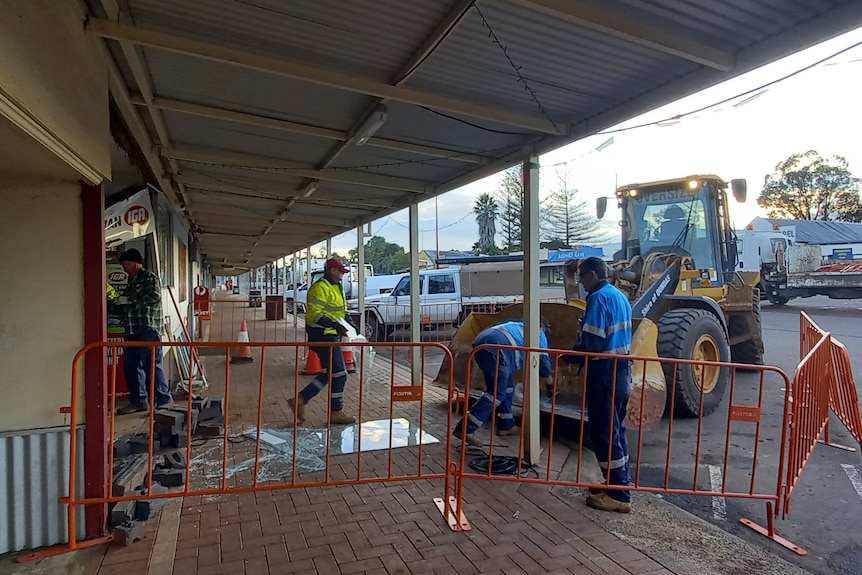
736,230,862,304
348,262,524,341
286,264,374,313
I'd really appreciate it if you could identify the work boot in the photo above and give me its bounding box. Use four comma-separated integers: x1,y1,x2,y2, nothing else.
287,397,306,424
117,403,147,415
588,487,605,495
496,426,520,437
329,410,356,425
453,431,484,448
586,493,631,513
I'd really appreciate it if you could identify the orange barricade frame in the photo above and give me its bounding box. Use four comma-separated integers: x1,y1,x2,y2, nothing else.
21,339,460,562
20,311,862,562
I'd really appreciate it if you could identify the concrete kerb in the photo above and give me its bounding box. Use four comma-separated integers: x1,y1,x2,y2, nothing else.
555,449,811,575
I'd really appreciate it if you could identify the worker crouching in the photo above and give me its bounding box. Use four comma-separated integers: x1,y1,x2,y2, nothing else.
454,318,553,448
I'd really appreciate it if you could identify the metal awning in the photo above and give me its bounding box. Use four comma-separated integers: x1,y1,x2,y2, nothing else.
84,0,862,273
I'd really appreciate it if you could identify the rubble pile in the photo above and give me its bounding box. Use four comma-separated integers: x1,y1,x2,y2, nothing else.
109,396,223,545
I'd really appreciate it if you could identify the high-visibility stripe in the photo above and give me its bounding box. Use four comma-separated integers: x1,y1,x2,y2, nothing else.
597,456,628,470
582,323,606,338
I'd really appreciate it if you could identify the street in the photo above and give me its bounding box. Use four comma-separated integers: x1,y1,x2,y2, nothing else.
375,295,862,575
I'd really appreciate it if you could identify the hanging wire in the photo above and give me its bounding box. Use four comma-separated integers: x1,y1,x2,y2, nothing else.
385,212,473,233
597,38,862,136
473,3,561,134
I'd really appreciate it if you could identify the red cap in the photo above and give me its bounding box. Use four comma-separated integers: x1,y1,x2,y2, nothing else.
326,258,349,273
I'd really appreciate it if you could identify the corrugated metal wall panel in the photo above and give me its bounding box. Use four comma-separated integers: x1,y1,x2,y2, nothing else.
0,426,85,554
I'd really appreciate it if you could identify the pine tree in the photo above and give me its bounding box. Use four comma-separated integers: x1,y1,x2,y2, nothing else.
541,170,606,247
497,167,523,252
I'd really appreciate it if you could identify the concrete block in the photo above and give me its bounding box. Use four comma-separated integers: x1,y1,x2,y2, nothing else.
196,423,223,438
163,450,186,470
154,409,185,427
113,521,145,546
128,435,160,454
112,454,148,497
135,485,169,520
168,433,188,448
113,440,132,459
152,467,185,487
192,396,209,412
110,499,136,526
198,398,223,421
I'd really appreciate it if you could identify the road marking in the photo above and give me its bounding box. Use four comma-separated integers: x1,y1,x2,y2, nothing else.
841,464,862,501
708,465,727,521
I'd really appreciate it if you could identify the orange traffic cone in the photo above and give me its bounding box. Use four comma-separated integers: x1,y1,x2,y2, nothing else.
342,346,356,374
301,349,324,375
230,319,254,364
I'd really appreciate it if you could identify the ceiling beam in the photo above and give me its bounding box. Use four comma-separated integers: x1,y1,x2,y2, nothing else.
130,95,486,164
501,0,733,71
177,176,398,207
162,146,430,193
87,18,562,135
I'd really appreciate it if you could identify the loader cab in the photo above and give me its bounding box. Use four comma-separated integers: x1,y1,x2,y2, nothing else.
615,176,739,286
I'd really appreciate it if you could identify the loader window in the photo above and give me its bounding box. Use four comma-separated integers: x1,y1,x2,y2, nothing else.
625,188,716,268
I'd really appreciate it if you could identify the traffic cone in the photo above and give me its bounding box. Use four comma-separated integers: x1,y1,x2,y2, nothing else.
230,319,254,364
301,349,324,375
342,346,356,374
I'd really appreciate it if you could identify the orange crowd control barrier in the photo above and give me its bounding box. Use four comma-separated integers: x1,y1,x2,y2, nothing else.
22,339,460,562
22,311,862,562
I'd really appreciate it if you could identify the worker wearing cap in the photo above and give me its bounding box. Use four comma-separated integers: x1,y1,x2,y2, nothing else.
289,258,356,425
115,248,173,414
453,319,554,447
565,256,633,513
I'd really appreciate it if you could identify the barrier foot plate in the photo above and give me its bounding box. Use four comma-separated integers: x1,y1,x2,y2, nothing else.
739,518,806,556
435,496,471,532
17,535,114,563
818,439,856,452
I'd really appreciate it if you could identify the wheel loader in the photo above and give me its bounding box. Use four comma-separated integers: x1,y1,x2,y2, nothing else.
433,175,763,429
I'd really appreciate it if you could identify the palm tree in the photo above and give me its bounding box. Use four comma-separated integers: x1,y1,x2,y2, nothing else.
473,193,499,254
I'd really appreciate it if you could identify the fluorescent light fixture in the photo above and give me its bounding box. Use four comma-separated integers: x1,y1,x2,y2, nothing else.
353,105,387,146
304,182,318,197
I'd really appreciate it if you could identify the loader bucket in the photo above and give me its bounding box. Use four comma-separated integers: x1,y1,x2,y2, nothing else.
433,303,667,430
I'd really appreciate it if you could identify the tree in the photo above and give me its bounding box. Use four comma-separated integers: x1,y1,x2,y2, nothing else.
541,172,606,247
348,236,410,274
757,150,862,222
472,193,500,254
497,166,523,252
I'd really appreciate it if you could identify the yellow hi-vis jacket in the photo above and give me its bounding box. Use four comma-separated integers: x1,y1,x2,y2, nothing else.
305,276,347,337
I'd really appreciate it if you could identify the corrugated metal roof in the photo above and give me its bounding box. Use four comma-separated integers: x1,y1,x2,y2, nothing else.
82,0,862,271
766,218,862,244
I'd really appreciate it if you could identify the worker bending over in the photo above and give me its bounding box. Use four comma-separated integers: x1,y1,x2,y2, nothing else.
454,318,553,447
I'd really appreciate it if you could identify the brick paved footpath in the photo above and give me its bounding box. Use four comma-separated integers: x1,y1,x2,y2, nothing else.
96,293,676,575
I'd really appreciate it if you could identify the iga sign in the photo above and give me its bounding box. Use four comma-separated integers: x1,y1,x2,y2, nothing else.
106,189,153,243
124,205,150,226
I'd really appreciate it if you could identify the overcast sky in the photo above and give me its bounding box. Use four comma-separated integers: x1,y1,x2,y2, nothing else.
320,27,862,256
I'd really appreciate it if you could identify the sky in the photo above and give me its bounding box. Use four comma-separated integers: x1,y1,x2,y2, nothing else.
321,27,862,256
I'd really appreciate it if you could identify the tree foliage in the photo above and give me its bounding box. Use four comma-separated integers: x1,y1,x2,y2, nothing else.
472,192,500,254
541,171,606,247
757,150,862,222
497,166,523,252
348,236,410,274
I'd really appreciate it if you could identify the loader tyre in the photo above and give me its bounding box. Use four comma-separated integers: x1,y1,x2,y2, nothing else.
730,291,764,365
657,308,730,417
